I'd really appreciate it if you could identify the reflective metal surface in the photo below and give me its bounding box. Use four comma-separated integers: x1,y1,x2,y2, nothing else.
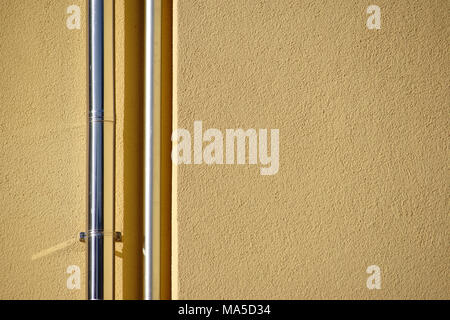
144,0,155,301
88,0,104,301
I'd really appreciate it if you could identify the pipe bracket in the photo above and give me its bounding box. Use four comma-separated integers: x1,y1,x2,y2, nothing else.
79,231,123,243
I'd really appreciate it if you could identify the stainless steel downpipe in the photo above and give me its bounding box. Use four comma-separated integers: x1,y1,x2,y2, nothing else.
144,0,155,301
84,0,117,300
88,0,105,301
84,0,154,300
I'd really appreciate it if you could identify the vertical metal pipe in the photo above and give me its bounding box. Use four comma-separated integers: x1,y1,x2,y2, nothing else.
144,0,155,300
88,0,104,301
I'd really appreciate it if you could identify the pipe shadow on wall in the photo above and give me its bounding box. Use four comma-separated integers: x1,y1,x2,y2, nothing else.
123,0,145,300
160,0,172,300
121,0,172,300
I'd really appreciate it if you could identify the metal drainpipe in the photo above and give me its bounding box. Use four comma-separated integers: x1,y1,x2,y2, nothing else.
88,0,105,300
84,0,150,300
81,0,118,300
144,0,155,301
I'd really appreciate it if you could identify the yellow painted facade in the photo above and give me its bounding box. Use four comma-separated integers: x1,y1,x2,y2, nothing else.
0,0,448,300
0,0,87,299
0,0,149,300
172,0,449,299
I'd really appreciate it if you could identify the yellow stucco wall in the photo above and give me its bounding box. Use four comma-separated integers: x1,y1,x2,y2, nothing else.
173,0,449,299
0,0,448,300
0,0,144,300
0,0,87,299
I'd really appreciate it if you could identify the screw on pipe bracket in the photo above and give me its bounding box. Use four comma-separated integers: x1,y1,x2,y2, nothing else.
114,232,123,243
79,232,87,243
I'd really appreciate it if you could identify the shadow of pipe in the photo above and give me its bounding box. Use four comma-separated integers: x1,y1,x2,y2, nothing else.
122,0,145,300
160,0,173,300
31,238,78,261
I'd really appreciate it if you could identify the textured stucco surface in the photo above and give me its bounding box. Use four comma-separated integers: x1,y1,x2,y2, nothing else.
0,0,153,300
173,0,449,299
0,0,142,300
0,0,448,300
0,0,87,299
